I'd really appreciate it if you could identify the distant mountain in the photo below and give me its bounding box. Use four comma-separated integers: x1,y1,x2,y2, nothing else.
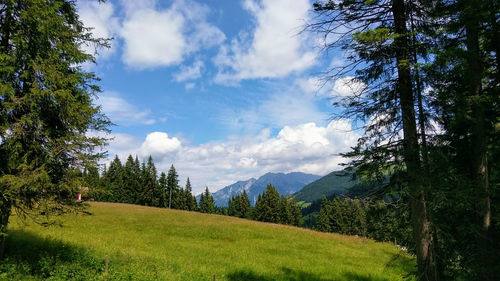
293,170,355,203
210,178,256,207
209,172,321,207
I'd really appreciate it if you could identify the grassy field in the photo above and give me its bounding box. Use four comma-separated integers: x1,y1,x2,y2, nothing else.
1,202,415,281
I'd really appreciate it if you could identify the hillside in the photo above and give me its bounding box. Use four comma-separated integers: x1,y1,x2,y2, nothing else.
293,170,354,202
210,172,320,206
3,202,415,281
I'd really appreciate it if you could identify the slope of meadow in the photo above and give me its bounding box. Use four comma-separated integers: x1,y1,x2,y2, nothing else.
1,202,415,281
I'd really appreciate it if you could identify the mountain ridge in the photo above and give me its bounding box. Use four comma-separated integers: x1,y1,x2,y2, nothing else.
208,172,321,206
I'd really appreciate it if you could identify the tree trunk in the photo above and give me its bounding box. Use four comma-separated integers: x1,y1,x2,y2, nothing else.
169,186,172,209
392,0,437,280
464,1,491,278
0,198,11,259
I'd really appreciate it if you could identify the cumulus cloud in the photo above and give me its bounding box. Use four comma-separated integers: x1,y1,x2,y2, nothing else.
214,0,316,83
104,120,359,194
78,1,119,58
120,0,225,69
97,92,156,125
139,132,182,159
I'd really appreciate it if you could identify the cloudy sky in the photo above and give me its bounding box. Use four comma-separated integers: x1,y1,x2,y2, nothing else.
78,0,362,194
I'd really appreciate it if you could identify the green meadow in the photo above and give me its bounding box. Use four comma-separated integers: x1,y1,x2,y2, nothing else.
1,202,415,281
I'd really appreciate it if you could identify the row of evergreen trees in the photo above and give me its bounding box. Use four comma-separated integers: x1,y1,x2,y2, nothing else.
84,157,302,227
224,185,302,227
316,196,412,247
83,155,197,211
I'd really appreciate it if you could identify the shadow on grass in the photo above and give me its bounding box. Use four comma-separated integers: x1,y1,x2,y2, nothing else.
227,267,395,281
0,229,105,280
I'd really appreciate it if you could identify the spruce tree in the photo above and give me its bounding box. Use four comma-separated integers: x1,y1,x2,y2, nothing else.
317,196,332,232
199,187,215,214
166,165,178,209
0,0,110,258
158,172,167,208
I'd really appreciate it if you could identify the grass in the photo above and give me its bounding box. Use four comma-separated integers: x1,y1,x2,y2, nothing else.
1,202,416,280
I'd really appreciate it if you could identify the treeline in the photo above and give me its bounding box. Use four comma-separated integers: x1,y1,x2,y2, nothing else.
316,196,412,248
82,155,197,211
82,156,302,227
214,185,302,227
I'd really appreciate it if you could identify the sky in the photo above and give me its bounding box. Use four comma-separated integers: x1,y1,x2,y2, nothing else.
77,0,363,194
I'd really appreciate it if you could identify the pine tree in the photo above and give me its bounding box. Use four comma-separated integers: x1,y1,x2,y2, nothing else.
0,0,110,258
158,172,167,208
166,165,178,209
104,156,124,202
254,184,280,223
239,191,251,219
289,198,303,227
317,196,331,232
142,156,158,207
279,195,292,225
309,1,436,277
199,187,215,214
123,155,140,204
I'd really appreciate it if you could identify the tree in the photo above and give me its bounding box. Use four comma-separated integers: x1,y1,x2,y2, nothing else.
309,1,436,278
166,165,179,209
254,184,280,223
142,156,158,207
199,187,215,214
184,178,197,211
122,155,140,204
317,196,332,232
158,172,167,208
0,0,109,258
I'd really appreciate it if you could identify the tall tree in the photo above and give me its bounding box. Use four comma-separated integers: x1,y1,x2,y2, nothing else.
199,187,215,214
158,172,167,208
309,1,436,278
0,0,109,258
166,165,178,209
142,156,158,207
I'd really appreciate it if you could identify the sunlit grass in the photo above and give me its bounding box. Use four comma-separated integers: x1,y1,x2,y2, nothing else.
1,202,415,280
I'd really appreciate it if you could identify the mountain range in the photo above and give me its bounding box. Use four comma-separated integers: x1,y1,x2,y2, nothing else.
208,172,321,206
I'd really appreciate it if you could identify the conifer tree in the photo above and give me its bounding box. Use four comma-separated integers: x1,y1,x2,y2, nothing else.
166,165,178,209
199,187,215,214
317,196,331,232
158,172,167,208
0,0,110,258
239,190,251,219
123,155,140,204
142,156,158,206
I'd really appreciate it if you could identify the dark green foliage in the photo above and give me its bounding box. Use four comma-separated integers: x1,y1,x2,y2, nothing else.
166,165,179,209
184,178,197,211
91,156,199,213
199,187,215,214
315,197,367,236
228,190,251,219
294,170,355,203
0,0,111,257
252,185,302,226
253,184,280,223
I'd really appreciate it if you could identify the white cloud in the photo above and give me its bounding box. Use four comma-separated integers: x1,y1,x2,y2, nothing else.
139,132,181,159
120,0,225,69
97,92,156,125
78,0,119,58
104,120,359,194
214,0,316,83
332,76,366,97
174,60,204,82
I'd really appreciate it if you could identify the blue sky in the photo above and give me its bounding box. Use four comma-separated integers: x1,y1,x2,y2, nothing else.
78,0,363,194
